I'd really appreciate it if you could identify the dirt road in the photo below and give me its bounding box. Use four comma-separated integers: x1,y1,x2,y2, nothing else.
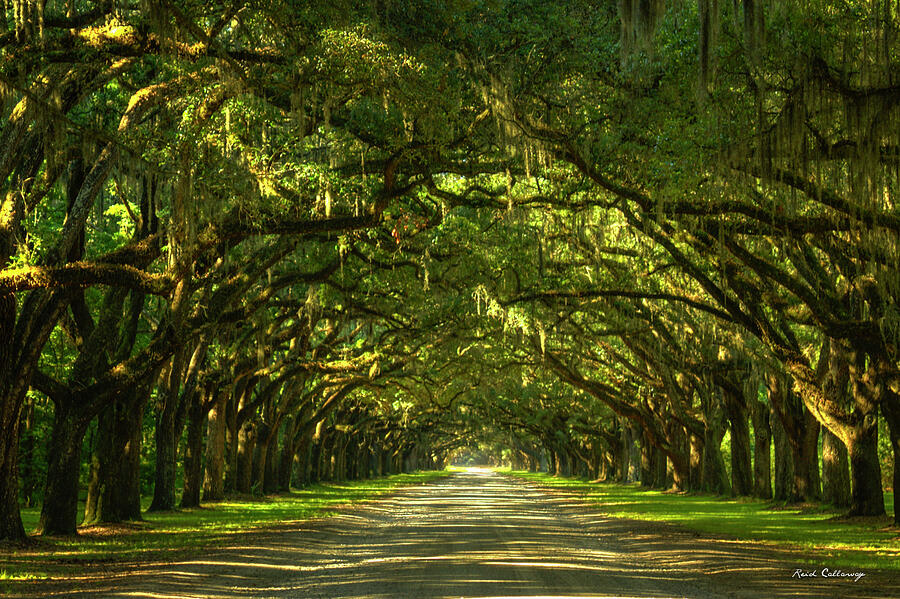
19,469,899,598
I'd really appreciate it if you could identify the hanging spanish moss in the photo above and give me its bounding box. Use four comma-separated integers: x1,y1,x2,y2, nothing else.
698,0,719,93
618,0,666,59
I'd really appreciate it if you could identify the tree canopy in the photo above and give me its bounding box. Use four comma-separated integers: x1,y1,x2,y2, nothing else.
2,0,900,541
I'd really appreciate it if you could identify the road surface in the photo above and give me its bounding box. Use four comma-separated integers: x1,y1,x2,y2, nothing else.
18,469,898,598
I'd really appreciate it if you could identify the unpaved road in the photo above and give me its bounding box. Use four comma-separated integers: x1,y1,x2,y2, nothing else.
16,469,900,598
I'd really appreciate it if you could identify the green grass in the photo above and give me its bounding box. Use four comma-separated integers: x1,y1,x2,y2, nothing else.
507,470,900,572
1,471,449,593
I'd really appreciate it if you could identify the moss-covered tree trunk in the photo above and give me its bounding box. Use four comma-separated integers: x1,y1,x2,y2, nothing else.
701,420,730,495
236,421,257,493
263,429,280,493
149,350,185,512
223,392,238,492
19,395,36,508
688,432,703,491
37,400,92,535
771,399,794,501
822,428,851,508
277,416,302,492
750,397,772,499
180,387,207,508
202,391,227,501
84,390,146,524
725,384,753,496
844,423,884,516
768,374,820,501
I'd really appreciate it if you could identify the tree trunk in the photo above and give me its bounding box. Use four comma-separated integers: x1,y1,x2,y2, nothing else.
701,420,730,495
881,399,900,525
263,429,279,494
768,375,820,501
251,421,271,493
224,392,238,492
203,391,227,501
652,446,667,488
640,432,653,487
725,387,753,496
750,396,772,499
37,401,92,535
0,407,25,539
688,432,703,491
236,421,257,494
845,422,885,516
84,390,145,524
149,392,178,511
822,427,851,508
19,395,36,508
277,417,301,492
180,388,206,508
771,399,794,501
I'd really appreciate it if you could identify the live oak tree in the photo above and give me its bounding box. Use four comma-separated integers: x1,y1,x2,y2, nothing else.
3,0,900,543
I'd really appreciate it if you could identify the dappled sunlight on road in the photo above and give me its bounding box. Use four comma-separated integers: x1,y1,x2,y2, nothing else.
23,471,898,598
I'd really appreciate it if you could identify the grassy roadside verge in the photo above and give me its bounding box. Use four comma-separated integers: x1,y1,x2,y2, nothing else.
0,470,449,592
506,470,900,572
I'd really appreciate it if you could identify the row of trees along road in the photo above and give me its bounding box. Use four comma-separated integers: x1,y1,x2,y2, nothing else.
2,1,900,540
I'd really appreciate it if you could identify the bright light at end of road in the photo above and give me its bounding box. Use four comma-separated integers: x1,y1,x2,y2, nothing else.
465,466,494,474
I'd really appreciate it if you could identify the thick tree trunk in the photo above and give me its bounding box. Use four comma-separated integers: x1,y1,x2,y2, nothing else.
236,421,257,494
37,401,92,535
0,387,26,540
251,422,271,493
19,396,36,508
84,391,145,524
149,394,178,511
277,417,301,492
768,375,820,501
771,399,794,501
845,423,885,516
726,389,753,496
822,428,851,508
224,393,238,492
640,433,653,487
701,421,730,495
882,399,900,525
380,443,391,476
263,430,279,493
750,397,772,499
688,432,703,491
651,446,667,488
371,442,383,476
180,389,206,508
202,392,227,501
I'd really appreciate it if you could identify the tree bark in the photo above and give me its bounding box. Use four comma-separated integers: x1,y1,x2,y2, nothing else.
180,387,207,508
202,391,227,501
84,389,146,524
19,395,37,508
771,399,794,501
750,396,772,499
37,401,92,535
725,385,753,496
236,421,257,493
0,364,28,539
845,421,885,516
881,398,900,525
822,427,851,508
